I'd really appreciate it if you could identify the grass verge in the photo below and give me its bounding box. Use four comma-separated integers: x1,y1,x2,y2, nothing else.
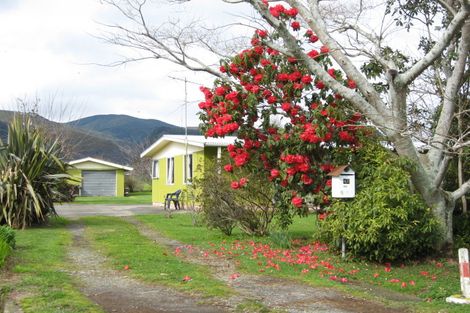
136,213,467,313
4,217,103,313
82,216,232,298
72,191,151,205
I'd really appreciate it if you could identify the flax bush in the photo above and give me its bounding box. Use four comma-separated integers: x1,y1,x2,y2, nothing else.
0,116,70,228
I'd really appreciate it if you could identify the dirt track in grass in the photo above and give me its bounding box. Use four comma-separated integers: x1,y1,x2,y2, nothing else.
122,216,416,313
67,223,230,313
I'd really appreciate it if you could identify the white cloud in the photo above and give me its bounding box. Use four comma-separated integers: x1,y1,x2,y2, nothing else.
0,0,253,126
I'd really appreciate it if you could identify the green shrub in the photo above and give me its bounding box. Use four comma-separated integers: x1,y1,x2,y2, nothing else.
0,225,15,248
0,115,71,228
453,212,470,250
0,237,11,268
194,157,275,236
315,143,440,262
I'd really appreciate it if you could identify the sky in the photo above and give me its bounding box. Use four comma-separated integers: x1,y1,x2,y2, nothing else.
0,0,253,127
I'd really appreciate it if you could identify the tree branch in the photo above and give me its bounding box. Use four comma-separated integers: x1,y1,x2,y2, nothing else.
452,179,470,201
427,21,470,167
398,5,469,86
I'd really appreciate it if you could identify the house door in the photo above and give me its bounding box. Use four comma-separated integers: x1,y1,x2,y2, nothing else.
82,170,116,196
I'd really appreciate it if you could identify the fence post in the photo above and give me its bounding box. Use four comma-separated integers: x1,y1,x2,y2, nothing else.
446,248,470,304
459,248,470,298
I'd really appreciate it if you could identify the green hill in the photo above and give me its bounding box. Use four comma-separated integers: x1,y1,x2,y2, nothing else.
67,114,200,144
0,111,201,164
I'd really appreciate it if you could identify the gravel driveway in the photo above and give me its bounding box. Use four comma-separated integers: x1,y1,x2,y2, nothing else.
55,203,167,218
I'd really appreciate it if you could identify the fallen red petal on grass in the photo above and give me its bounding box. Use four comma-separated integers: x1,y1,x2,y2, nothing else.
123,265,130,270
373,273,379,278
340,277,348,283
182,275,192,282
229,273,241,280
389,278,400,283
401,282,407,288
409,280,416,286
384,267,391,272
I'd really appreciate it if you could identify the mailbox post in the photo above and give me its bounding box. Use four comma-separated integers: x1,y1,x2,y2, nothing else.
328,165,356,258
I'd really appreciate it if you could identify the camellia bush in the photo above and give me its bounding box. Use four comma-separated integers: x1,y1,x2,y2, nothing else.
315,142,440,261
198,8,366,228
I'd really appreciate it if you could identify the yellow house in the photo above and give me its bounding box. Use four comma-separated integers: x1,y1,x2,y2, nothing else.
68,157,133,197
140,135,237,206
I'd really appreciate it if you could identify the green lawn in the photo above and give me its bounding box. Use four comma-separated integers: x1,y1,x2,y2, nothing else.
72,191,151,205
136,214,467,313
3,218,103,313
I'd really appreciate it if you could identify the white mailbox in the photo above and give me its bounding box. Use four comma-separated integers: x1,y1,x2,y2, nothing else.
328,165,355,198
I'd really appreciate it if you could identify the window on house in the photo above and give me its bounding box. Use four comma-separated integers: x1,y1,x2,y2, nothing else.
184,154,193,184
152,160,159,179
166,157,174,184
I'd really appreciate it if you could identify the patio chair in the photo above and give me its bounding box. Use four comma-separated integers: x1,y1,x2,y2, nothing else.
164,189,182,210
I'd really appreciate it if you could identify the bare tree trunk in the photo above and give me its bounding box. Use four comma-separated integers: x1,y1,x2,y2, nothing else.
457,105,468,214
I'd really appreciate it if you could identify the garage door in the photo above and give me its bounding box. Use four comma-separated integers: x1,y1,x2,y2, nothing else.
82,170,116,196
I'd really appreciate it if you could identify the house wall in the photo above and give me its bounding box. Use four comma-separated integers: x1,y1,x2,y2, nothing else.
151,149,205,205
116,169,125,197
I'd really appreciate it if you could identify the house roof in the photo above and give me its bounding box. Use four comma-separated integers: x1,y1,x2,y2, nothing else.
140,135,237,158
327,165,353,177
69,157,133,171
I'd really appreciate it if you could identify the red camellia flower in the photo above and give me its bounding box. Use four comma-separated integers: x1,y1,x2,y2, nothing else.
320,45,330,54
239,177,248,187
301,75,313,84
327,68,336,78
315,81,325,89
215,87,225,96
347,79,357,89
231,181,240,189
309,34,319,43
270,169,280,178
224,164,233,172
301,174,313,185
287,57,297,63
256,29,268,38
269,4,285,18
307,49,319,59
286,7,298,17
281,102,291,112
291,196,303,208
291,21,300,31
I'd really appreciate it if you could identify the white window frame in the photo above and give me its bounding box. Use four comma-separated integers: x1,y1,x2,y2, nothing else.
183,154,193,184
166,157,174,185
152,160,159,179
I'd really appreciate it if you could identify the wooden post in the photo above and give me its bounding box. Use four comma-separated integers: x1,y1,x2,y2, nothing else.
459,248,470,298
341,237,346,259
